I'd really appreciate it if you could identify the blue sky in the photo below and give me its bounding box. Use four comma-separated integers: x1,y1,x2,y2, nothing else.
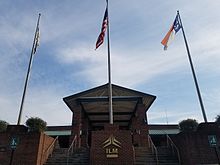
0,0,220,126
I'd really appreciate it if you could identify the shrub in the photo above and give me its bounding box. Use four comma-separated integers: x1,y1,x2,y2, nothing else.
25,117,47,132
215,115,220,125
0,120,9,132
179,118,199,132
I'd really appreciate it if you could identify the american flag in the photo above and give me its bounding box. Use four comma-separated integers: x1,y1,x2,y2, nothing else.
95,8,108,49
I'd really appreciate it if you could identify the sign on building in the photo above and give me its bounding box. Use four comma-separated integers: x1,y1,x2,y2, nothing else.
10,137,19,149
208,135,217,147
102,135,121,158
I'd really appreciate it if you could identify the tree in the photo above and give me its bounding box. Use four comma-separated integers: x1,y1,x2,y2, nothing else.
179,118,199,132
215,115,220,125
25,117,47,132
0,120,9,132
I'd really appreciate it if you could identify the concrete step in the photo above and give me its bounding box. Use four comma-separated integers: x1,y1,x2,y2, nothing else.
44,147,89,165
134,146,180,165
157,146,179,165
134,147,157,165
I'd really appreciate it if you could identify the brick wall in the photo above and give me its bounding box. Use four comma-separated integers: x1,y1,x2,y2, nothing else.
90,124,135,165
173,122,220,165
0,125,54,165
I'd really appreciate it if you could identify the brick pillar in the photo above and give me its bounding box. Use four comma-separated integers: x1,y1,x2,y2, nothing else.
70,106,82,148
137,103,149,146
131,103,149,147
131,117,141,147
81,114,89,148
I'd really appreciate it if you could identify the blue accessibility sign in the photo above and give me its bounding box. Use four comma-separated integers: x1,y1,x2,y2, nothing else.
208,135,217,147
10,137,19,149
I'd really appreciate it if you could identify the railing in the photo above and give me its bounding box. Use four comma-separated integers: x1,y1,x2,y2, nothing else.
166,134,181,164
44,136,58,161
148,135,159,165
66,135,77,165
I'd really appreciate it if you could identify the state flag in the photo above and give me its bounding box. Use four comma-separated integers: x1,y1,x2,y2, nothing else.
161,14,182,50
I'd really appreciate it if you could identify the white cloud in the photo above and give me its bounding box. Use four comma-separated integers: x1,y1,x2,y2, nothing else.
1,0,220,126
0,85,72,125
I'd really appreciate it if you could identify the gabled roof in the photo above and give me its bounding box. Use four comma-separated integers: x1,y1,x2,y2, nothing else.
63,83,156,127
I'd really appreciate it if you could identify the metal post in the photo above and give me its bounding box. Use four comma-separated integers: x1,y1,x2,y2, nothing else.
17,13,41,125
106,0,113,124
9,149,15,165
178,11,208,122
214,147,220,164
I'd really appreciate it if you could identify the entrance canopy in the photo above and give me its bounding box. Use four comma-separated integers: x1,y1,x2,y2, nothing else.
63,84,156,128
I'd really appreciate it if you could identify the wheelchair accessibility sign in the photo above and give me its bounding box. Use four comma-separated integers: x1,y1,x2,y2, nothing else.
10,137,19,149
208,135,217,147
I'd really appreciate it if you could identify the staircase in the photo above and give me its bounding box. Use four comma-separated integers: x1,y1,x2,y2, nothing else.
157,146,179,165
134,147,158,165
134,146,180,165
44,147,89,165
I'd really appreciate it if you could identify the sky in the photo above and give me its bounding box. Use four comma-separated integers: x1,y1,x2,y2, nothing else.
0,0,220,126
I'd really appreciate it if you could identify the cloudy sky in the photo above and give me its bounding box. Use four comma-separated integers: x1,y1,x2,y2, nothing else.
0,0,220,126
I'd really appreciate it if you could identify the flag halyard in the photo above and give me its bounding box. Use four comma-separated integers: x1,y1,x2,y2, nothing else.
95,8,108,50
161,14,182,50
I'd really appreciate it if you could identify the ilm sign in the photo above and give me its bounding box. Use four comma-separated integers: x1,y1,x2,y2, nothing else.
102,135,121,158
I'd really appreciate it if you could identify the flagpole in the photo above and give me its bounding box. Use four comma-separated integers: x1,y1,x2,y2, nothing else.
106,0,113,124
17,13,41,125
177,11,208,122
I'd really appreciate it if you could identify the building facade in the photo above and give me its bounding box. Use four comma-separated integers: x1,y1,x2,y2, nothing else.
0,84,220,165
63,83,156,164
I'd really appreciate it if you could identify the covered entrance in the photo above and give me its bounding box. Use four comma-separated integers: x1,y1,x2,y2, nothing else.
63,83,156,164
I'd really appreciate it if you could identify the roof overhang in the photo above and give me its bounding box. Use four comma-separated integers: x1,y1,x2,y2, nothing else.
63,84,156,127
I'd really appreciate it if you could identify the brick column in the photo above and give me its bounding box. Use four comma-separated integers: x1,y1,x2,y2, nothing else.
81,114,89,148
131,103,149,147
131,117,141,147
138,104,149,146
70,106,82,148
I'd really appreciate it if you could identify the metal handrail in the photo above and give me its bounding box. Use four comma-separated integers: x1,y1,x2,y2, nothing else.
44,136,58,161
148,135,159,165
66,135,77,165
166,134,181,164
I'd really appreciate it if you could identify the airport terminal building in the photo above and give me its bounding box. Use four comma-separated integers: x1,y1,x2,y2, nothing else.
0,84,220,165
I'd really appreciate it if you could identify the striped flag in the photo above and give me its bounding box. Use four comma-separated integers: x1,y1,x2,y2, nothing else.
33,25,40,54
95,8,108,50
161,14,182,50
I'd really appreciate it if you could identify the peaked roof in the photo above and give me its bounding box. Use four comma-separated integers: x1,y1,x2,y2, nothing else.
63,83,156,127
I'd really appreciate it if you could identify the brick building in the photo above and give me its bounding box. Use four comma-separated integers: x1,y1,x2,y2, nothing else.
63,83,156,164
1,83,220,165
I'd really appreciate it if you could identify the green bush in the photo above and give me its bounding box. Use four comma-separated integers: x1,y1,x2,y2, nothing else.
25,117,47,132
179,118,199,132
0,120,9,132
215,115,220,125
